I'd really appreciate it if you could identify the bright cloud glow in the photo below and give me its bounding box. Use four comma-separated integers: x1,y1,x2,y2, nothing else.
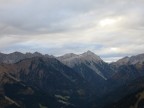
99,18,117,27
110,47,119,52
98,17,123,28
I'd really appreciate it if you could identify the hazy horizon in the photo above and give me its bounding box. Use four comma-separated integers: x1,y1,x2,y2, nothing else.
0,50,142,63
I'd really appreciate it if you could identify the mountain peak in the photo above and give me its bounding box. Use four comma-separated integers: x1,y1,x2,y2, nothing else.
63,53,77,57
33,52,42,56
80,50,102,61
58,53,78,60
113,53,144,66
10,51,23,55
57,51,102,63
82,50,96,56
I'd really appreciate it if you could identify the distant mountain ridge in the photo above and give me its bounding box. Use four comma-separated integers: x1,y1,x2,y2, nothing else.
57,51,102,66
112,53,144,66
57,51,114,80
0,51,144,108
0,52,51,64
0,51,114,80
0,51,144,65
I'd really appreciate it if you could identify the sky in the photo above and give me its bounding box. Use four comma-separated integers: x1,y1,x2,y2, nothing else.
0,0,144,62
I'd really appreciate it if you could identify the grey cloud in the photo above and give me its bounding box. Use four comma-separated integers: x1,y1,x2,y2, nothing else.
0,0,144,62
0,0,143,35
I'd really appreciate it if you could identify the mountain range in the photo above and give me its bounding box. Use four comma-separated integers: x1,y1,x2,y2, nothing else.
0,51,144,108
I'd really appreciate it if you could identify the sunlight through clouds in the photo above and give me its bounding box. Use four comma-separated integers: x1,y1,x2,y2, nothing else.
98,17,123,28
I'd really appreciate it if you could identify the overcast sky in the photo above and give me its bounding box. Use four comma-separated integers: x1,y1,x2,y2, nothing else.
0,0,144,62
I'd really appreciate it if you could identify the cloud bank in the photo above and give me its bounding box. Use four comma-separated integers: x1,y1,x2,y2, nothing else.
0,0,144,62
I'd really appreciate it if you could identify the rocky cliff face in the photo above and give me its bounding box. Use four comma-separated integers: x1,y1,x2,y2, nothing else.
58,51,115,80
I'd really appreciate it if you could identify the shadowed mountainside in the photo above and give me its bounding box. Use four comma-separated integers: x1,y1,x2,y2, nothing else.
0,51,144,108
